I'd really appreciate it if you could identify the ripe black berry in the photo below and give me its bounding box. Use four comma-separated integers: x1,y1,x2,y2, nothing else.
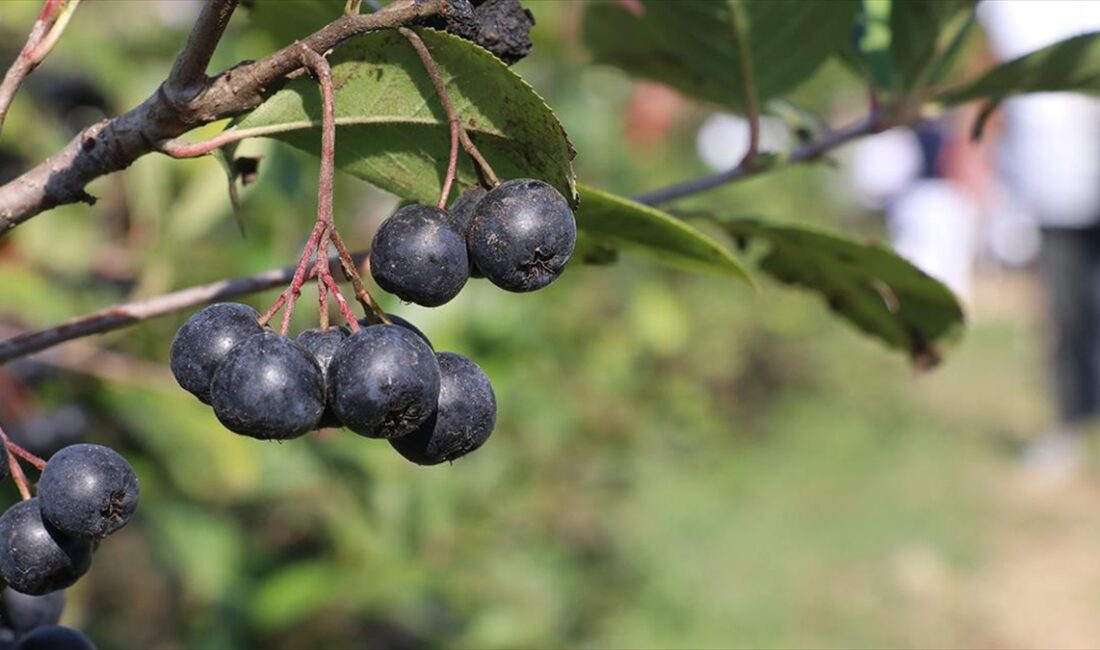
357,315,432,349
210,331,325,440
0,499,92,596
0,588,64,638
170,303,263,404
467,178,576,292
0,442,8,484
330,325,440,439
38,444,139,539
391,352,496,465
370,204,469,307
13,625,95,650
447,186,489,278
296,327,349,429
445,185,488,235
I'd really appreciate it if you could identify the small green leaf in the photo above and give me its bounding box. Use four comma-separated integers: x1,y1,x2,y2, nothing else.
576,184,750,282
581,0,859,111
940,31,1100,105
725,219,964,365
233,28,575,206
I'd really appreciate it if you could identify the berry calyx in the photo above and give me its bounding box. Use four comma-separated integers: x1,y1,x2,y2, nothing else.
466,178,576,292
169,303,263,404
391,352,496,465
0,499,92,596
210,331,326,440
369,204,470,307
37,444,140,539
330,324,440,439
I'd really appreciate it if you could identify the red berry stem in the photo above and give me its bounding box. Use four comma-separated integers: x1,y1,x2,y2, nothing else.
329,228,389,325
316,226,331,331
8,441,46,472
0,424,38,500
438,109,460,209
398,27,500,189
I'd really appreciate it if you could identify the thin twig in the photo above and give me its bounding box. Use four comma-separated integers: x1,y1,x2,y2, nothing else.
398,27,500,188
0,324,176,389
728,1,759,167
0,0,82,136
0,251,369,365
633,114,882,206
164,0,240,106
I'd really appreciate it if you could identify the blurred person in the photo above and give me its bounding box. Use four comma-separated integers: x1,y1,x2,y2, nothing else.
979,0,1100,478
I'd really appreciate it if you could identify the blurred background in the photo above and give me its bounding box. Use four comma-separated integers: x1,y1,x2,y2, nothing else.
0,1,1097,648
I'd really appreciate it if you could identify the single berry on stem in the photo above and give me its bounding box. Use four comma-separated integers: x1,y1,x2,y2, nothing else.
210,331,326,440
170,303,263,404
467,179,576,292
391,352,496,465
369,205,470,307
37,444,140,539
330,325,440,439
0,499,93,596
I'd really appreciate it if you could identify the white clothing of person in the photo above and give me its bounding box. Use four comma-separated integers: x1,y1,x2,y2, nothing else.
979,0,1100,229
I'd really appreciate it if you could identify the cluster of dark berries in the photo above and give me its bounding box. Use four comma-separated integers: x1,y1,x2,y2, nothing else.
0,589,95,650
0,443,137,650
169,177,575,463
370,178,577,306
171,306,496,465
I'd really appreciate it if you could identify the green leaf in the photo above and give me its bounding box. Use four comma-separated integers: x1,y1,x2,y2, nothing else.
576,184,750,282
724,219,964,365
233,28,576,206
245,0,347,48
581,0,859,111
940,31,1100,104
846,0,895,89
889,0,974,90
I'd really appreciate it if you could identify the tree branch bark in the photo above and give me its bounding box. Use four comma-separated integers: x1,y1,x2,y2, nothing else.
164,0,240,107
0,0,451,236
0,252,368,365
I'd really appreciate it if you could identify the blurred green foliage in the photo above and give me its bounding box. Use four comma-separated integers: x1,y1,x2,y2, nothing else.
0,2,1050,649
